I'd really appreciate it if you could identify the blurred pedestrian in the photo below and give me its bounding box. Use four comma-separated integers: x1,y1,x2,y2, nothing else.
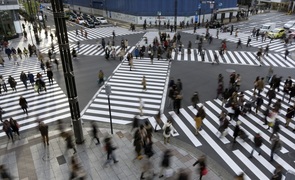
69,156,86,179
249,132,263,158
39,122,49,146
0,164,12,180
193,155,207,180
3,120,13,142
142,76,147,91
131,115,139,132
91,122,100,145
103,137,118,167
270,135,282,162
271,165,283,180
154,110,162,132
9,118,20,139
158,149,172,178
191,91,200,108
64,132,77,155
19,96,28,115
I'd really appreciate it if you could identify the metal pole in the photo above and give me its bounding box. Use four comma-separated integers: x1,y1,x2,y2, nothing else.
107,95,113,134
50,0,84,144
28,26,34,45
174,0,177,32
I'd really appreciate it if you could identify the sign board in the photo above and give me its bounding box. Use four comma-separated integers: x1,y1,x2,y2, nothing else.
198,4,201,9
194,15,198,23
210,3,214,9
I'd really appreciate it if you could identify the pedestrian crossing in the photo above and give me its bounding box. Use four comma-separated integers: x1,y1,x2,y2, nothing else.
66,26,144,42
137,31,175,47
0,56,71,137
157,82,295,179
81,58,179,134
183,28,295,52
169,48,295,68
40,44,136,57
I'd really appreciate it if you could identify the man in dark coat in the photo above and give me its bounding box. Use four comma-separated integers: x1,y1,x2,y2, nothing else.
159,150,172,178
19,96,28,115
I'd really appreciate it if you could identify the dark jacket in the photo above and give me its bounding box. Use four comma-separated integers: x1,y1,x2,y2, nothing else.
254,134,262,147
161,151,171,168
39,124,48,136
19,97,27,108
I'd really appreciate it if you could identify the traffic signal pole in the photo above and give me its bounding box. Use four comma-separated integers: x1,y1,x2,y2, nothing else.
50,0,84,144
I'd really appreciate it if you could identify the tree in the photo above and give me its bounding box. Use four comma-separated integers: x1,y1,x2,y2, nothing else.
22,0,40,21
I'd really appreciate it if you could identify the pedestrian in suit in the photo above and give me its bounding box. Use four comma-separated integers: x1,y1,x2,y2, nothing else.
19,96,28,115
249,133,263,158
39,122,49,146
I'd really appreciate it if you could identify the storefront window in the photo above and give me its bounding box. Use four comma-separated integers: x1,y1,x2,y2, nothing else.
0,10,16,38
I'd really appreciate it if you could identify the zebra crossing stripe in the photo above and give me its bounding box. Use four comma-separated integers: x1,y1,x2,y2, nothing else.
240,51,255,65
169,110,202,147
82,115,131,125
84,45,98,55
227,51,240,64
148,117,161,131
185,104,251,179
233,150,270,179
233,50,247,64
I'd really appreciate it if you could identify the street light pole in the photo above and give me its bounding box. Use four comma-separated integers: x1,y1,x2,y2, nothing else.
105,85,113,134
50,0,84,144
174,0,177,32
157,11,161,32
28,25,34,45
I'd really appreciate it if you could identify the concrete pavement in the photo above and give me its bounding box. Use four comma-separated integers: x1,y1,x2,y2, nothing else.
0,122,232,180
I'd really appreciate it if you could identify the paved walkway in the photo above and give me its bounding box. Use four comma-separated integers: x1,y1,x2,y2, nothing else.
0,122,232,180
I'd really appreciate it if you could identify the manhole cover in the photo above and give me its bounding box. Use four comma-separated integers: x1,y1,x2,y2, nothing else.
226,69,235,73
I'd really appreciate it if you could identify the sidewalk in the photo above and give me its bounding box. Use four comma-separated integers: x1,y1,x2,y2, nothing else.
0,122,232,180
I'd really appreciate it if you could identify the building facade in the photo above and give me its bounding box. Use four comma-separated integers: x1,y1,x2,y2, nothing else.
64,0,239,24
0,0,21,39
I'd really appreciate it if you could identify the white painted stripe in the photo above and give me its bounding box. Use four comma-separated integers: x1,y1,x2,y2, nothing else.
96,94,161,104
148,117,161,131
265,53,286,67
233,150,269,180
223,52,232,64
93,99,160,109
177,51,181,61
183,49,188,61
90,104,158,114
82,115,131,125
187,106,230,144
234,51,247,64
83,45,99,55
190,51,195,61
110,76,165,83
245,52,259,65
227,51,239,64
108,86,163,94
169,111,202,147
107,81,164,90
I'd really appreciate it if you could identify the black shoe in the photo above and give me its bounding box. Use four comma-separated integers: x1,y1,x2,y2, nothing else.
159,175,164,178
114,160,119,163
258,153,261,156
249,156,252,158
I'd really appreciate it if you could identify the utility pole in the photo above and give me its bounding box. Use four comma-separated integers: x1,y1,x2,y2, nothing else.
174,0,177,32
50,0,84,144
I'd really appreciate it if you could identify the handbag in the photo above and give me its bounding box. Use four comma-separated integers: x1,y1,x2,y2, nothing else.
201,168,208,175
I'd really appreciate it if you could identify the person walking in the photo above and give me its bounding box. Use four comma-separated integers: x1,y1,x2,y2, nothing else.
176,79,182,93
174,93,182,114
269,118,280,140
39,122,49,146
236,38,242,49
103,137,119,167
131,115,139,132
246,36,251,47
98,70,104,86
257,77,265,95
142,76,147,91
285,105,295,128
162,120,175,144
284,49,289,60
27,72,34,87
232,121,241,144
19,96,28,115
91,122,100,145
271,165,283,180
264,44,269,56
64,132,77,155
158,149,172,178
9,118,20,139
47,68,54,85
194,106,206,135
0,54,4,67
270,135,282,162
266,88,276,106
0,75,7,93
69,156,86,179
217,111,229,138
133,126,144,160
193,155,207,180
249,132,263,158
3,120,14,142
191,91,200,108
255,95,263,114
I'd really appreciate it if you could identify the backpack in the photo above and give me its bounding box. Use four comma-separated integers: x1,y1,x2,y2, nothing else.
165,126,171,135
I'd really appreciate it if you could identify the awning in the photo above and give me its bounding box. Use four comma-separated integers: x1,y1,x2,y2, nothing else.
216,9,239,13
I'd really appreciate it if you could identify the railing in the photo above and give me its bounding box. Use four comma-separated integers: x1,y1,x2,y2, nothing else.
0,0,19,5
